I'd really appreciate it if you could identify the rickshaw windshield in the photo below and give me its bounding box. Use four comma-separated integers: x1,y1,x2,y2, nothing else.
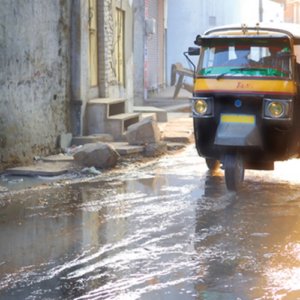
198,37,292,79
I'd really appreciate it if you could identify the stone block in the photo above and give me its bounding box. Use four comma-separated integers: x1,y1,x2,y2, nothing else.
125,118,161,146
144,142,168,157
73,142,120,169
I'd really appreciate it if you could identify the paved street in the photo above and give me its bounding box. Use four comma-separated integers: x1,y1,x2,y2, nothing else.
1,145,300,299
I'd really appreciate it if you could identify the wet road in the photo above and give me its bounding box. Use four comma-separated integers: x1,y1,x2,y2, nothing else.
1,145,300,299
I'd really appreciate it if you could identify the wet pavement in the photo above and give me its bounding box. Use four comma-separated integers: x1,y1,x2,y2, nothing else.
1,145,300,299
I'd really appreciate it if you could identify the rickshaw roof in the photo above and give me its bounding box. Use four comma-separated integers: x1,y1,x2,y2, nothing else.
202,23,300,43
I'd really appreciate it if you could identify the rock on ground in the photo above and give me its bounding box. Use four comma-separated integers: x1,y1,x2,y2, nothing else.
73,142,120,169
144,142,168,157
126,118,161,145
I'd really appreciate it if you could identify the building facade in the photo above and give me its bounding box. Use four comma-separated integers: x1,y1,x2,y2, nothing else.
133,0,167,104
71,0,135,135
0,0,136,169
285,0,300,22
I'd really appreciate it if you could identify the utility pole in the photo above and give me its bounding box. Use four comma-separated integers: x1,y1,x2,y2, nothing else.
259,0,263,21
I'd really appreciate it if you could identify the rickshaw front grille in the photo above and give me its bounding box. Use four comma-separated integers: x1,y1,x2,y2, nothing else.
214,95,263,124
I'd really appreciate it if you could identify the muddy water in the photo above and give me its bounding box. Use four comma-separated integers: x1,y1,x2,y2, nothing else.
1,145,300,299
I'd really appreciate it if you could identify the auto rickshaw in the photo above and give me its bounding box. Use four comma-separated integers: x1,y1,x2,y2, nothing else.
186,23,300,191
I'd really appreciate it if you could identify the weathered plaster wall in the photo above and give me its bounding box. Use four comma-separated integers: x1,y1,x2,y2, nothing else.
0,0,71,168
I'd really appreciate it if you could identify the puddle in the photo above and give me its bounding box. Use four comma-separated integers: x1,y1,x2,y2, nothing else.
2,146,300,299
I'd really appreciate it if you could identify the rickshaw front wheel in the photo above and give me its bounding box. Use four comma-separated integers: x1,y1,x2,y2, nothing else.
205,158,220,171
224,154,245,191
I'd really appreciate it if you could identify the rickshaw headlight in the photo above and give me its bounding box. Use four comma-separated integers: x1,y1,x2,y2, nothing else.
268,102,284,118
263,99,293,120
195,100,208,114
192,97,213,117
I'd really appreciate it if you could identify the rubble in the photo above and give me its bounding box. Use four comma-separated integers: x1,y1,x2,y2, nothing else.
126,118,161,145
73,142,120,169
144,142,168,157
0,109,193,190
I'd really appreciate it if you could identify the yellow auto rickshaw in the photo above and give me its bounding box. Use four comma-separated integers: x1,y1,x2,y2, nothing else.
187,23,300,191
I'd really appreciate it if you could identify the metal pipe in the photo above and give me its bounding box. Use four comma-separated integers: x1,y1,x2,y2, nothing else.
259,0,263,22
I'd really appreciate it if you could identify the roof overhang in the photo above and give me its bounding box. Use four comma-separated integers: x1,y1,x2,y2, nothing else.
201,23,300,44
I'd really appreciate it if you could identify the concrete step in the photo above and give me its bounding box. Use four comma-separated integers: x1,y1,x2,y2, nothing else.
87,111,140,140
87,98,127,137
72,134,114,145
87,97,141,140
133,106,168,122
106,113,140,140
88,98,127,117
109,142,144,155
140,112,157,121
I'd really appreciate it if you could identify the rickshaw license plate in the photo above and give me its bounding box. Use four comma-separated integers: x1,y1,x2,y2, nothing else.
220,114,256,124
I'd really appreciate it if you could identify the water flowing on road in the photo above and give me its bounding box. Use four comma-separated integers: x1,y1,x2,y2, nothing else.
1,145,300,299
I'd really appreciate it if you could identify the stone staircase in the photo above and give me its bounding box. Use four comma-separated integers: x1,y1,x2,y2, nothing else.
86,98,140,141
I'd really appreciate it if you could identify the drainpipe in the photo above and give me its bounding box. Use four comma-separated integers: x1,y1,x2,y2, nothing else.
259,0,263,22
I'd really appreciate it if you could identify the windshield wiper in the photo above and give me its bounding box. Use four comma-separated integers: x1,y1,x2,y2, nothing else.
216,69,237,80
216,67,265,80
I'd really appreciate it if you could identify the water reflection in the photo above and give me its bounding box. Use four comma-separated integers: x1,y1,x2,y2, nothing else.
2,147,300,299
0,183,117,299
193,169,300,300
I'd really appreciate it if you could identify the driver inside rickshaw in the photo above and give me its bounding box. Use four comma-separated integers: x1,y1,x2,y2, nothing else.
224,45,255,67
260,46,291,75
199,39,292,79
260,47,279,66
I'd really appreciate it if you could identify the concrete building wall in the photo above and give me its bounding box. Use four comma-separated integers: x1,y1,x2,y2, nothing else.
133,0,167,103
157,0,166,87
133,0,146,104
146,0,159,92
145,0,166,95
0,0,71,169
0,0,136,169
72,0,135,135
263,0,284,22
285,0,300,23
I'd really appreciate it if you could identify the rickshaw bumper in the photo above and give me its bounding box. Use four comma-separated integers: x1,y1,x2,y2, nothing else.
214,123,262,147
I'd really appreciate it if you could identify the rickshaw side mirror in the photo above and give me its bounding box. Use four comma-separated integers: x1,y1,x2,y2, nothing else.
194,34,202,46
188,47,200,56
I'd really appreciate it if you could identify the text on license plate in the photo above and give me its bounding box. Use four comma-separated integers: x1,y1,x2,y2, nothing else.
220,114,255,124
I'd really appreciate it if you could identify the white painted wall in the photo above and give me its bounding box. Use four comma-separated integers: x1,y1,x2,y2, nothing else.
167,0,283,84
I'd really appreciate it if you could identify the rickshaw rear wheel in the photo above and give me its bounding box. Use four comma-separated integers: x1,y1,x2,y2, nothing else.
224,154,245,191
205,158,220,171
